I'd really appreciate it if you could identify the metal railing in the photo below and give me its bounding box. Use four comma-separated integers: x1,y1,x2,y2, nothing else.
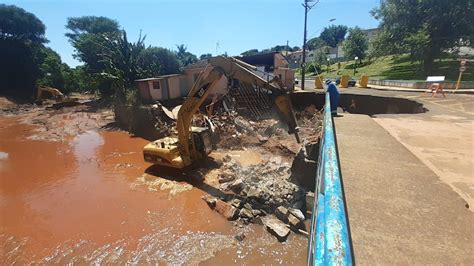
307,93,353,265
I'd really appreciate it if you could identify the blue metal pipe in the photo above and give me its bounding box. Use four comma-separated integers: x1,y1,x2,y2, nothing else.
308,93,352,265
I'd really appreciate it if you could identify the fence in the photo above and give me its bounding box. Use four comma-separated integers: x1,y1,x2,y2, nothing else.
368,79,474,90
307,93,353,265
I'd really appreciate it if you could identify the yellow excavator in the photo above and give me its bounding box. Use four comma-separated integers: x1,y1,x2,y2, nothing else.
36,87,79,107
143,56,300,169
37,86,65,101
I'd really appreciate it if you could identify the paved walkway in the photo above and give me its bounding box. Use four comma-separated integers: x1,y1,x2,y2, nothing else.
338,88,474,209
335,113,474,264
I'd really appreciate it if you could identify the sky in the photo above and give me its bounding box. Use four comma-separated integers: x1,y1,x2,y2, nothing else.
5,0,380,67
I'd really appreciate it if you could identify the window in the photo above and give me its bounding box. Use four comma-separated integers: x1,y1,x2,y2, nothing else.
152,81,161,90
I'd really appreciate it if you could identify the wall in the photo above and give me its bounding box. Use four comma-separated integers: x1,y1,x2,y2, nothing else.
184,68,228,95
137,82,152,101
274,68,295,90
179,76,190,97
168,76,181,99
255,66,273,81
148,80,163,100
274,54,289,68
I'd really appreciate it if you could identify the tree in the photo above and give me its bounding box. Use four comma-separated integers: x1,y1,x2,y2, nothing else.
320,25,348,47
0,4,47,97
371,0,474,73
200,53,212,60
37,47,65,90
307,37,325,50
175,44,198,67
62,65,96,93
65,16,120,73
99,30,147,95
139,46,180,76
306,63,321,74
343,27,368,63
367,30,402,59
269,45,287,52
240,45,299,57
311,49,328,73
0,4,47,43
241,49,259,56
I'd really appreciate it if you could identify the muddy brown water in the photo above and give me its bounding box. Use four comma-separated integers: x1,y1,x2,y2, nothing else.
0,115,307,264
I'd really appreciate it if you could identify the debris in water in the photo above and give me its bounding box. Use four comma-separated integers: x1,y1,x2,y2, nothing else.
0,151,8,160
132,174,193,197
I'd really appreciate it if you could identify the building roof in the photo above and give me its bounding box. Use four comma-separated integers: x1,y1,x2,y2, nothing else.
135,74,182,82
182,59,209,70
289,50,303,55
237,52,278,67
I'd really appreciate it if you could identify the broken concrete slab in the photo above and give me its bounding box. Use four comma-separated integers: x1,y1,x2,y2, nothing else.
288,212,305,230
202,195,238,220
306,191,315,215
239,208,254,219
275,206,289,223
230,198,242,208
251,209,262,217
216,202,238,220
229,178,244,193
202,195,217,208
263,217,291,242
234,232,246,241
288,208,305,221
246,186,262,198
218,174,235,183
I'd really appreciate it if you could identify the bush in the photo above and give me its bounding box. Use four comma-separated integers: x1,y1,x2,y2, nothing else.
306,63,322,74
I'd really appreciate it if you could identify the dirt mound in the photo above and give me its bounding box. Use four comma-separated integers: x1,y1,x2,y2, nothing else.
0,98,115,142
0,96,18,110
114,103,179,141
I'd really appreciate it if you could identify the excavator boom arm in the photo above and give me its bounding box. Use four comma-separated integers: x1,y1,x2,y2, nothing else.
177,56,300,166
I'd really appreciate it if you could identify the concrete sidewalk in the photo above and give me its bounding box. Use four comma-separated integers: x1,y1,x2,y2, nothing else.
334,113,474,264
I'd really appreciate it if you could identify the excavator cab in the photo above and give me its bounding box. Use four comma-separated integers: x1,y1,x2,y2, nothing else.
143,126,212,168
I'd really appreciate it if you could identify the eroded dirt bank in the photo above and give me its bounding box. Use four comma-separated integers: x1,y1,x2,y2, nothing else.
0,99,310,264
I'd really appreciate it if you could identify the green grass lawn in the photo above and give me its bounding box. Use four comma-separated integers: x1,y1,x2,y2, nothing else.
302,54,473,82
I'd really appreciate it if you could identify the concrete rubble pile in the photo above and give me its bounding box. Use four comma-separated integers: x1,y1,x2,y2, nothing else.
217,155,304,209
149,104,177,137
204,111,285,150
196,105,324,242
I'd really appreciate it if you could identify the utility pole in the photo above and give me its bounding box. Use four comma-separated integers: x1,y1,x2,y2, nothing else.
301,0,317,90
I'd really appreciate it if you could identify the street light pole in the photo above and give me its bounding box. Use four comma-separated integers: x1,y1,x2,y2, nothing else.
327,58,330,73
354,56,359,76
301,0,309,91
300,0,317,91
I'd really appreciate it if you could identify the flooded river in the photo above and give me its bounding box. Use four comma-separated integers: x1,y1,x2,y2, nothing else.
0,114,307,264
